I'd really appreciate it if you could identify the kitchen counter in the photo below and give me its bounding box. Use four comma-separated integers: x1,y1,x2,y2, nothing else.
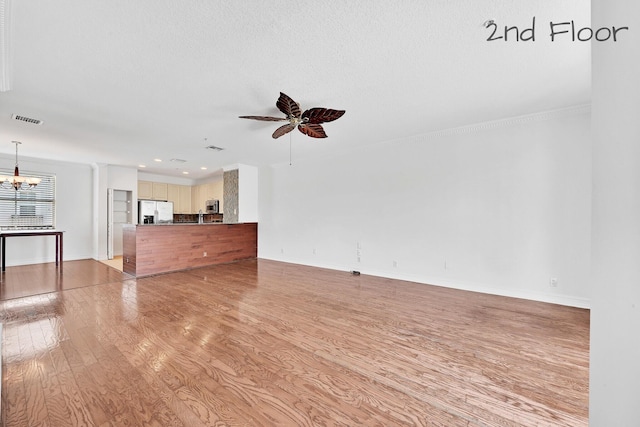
137,223,221,226
122,222,257,277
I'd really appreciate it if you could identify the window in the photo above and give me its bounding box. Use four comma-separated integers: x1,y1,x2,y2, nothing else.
0,170,56,230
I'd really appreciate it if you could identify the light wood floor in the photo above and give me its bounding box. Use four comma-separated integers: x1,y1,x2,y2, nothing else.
99,256,123,272
0,259,589,426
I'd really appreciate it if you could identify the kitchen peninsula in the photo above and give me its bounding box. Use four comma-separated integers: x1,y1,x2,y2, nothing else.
122,222,257,277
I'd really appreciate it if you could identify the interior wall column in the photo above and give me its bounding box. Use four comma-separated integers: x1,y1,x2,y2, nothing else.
590,0,640,424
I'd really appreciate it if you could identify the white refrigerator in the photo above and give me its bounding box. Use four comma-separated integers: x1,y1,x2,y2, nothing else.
139,200,174,224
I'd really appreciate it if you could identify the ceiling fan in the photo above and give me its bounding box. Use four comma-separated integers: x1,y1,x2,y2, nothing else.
239,92,345,139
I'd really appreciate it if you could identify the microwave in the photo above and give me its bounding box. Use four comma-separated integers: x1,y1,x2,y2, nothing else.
205,199,219,214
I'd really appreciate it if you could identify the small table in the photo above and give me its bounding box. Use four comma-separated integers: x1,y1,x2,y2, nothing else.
0,230,64,272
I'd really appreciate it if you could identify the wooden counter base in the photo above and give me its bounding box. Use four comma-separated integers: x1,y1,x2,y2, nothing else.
122,223,257,277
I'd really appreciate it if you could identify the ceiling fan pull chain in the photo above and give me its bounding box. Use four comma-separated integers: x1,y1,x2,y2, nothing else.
289,132,292,166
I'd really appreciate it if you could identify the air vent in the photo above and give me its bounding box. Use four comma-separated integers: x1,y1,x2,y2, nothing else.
205,145,224,152
170,158,186,163
12,114,43,125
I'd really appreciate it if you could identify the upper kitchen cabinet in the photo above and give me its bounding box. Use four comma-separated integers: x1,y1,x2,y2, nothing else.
167,184,192,214
152,182,168,200
138,180,168,201
191,181,223,213
138,180,153,199
139,178,223,213
179,185,192,214
191,185,203,213
167,184,179,206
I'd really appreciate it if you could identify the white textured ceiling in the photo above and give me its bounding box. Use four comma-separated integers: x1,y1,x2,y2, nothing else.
0,0,590,180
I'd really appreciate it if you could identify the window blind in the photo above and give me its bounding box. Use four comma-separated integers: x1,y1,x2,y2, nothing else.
0,170,56,230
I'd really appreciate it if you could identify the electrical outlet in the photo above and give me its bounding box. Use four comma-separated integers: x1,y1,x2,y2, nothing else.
203,251,207,257
550,277,558,287
393,260,398,268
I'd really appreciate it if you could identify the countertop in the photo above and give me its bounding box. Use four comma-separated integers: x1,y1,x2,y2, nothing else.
125,222,236,226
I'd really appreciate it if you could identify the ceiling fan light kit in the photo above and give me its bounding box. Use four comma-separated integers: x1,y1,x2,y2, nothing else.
240,92,345,139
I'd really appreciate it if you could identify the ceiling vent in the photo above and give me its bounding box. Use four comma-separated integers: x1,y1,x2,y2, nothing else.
170,158,187,163
205,145,224,152
12,114,43,125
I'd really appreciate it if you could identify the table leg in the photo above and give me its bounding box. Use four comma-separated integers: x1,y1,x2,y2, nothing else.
1,236,4,272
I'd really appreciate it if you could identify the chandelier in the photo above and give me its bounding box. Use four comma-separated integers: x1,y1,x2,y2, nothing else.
0,141,41,190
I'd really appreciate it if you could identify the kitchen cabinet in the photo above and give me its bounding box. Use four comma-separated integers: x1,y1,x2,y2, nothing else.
138,181,153,199
167,184,180,212
138,180,168,201
179,185,192,214
191,181,223,213
139,180,221,213
167,184,192,214
152,182,168,200
191,185,203,213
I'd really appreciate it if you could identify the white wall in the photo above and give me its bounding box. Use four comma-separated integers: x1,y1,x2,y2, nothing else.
590,0,640,424
138,171,195,186
0,155,94,265
259,107,591,307
238,164,258,223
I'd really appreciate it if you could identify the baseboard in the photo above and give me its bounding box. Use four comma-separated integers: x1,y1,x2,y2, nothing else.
258,256,591,309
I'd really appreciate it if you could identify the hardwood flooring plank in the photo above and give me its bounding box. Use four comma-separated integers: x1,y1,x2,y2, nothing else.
66,363,112,426
55,370,97,427
2,359,28,426
132,361,206,427
14,320,51,426
23,364,50,426
104,352,185,427
30,320,75,427
84,360,150,426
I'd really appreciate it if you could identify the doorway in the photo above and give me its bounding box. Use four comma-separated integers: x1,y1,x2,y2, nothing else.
107,189,132,260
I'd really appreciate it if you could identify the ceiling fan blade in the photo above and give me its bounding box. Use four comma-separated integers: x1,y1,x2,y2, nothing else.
302,108,345,124
272,123,296,139
276,92,302,119
239,115,288,122
298,123,327,138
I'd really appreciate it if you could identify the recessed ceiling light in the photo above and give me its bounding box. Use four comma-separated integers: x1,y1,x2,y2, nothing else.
200,167,207,170
154,158,162,162
139,164,146,168
182,171,189,175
